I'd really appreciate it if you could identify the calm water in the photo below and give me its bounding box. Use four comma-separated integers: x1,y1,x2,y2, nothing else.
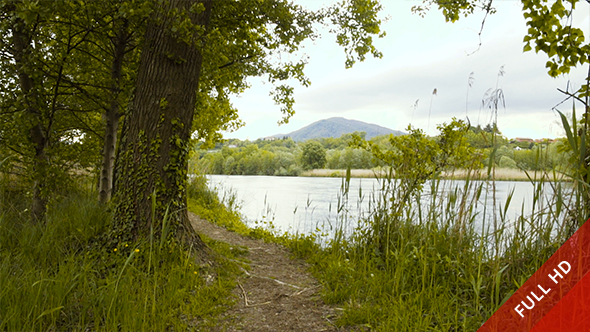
207,175,562,237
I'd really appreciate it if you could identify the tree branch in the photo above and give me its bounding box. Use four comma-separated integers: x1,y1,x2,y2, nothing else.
557,87,588,106
218,55,256,69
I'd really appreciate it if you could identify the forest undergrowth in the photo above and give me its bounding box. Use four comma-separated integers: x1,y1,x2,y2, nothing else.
0,179,245,331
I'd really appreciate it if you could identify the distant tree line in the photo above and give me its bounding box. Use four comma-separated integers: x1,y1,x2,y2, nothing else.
191,126,571,176
191,132,380,176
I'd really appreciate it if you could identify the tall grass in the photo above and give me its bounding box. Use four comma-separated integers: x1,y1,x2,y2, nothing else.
279,167,577,331
0,184,242,331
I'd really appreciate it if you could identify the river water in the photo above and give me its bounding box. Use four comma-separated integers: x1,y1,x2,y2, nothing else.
206,175,563,238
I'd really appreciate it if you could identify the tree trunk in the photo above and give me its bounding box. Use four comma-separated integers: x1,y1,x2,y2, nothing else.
11,14,49,222
99,21,128,204
111,0,212,245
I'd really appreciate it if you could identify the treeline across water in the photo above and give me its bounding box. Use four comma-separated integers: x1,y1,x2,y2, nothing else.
191,132,376,176
192,126,569,176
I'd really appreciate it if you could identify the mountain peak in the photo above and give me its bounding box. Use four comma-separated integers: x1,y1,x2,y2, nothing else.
271,117,404,142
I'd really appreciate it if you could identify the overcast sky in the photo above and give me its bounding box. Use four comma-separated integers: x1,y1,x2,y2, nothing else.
226,0,590,141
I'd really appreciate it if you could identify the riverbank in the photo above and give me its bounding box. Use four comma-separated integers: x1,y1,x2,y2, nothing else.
300,168,568,181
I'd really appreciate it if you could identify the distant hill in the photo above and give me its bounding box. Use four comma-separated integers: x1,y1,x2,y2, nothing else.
270,117,404,142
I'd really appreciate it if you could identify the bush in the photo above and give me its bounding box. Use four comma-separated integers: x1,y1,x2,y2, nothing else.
300,141,327,170
498,155,517,168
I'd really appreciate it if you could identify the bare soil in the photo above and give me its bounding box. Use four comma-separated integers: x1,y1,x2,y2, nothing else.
189,213,358,332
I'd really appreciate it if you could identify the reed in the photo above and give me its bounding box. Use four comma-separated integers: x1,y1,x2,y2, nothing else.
285,167,577,330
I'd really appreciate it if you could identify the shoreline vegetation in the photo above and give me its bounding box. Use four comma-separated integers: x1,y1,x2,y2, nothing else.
2,168,585,331
194,127,571,182
299,167,569,181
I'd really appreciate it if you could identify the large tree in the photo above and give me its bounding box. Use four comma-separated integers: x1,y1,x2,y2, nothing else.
300,141,327,170
109,0,386,244
1,0,385,239
111,0,213,244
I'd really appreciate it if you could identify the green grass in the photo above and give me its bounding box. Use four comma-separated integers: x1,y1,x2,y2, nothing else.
0,185,243,332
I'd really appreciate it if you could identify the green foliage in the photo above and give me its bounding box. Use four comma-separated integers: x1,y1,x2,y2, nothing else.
193,132,398,176
327,147,375,169
498,155,517,169
465,128,507,149
300,140,327,170
329,0,386,68
354,118,478,195
522,0,590,78
555,108,590,228
411,0,491,23
194,124,576,178
187,174,250,235
194,138,304,176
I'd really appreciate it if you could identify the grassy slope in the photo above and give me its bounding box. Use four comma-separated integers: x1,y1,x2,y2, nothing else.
0,186,243,331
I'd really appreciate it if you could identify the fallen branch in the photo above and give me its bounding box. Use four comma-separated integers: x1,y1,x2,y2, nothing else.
237,265,302,290
238,282,249,306
290,284,320,297
238,282,272,307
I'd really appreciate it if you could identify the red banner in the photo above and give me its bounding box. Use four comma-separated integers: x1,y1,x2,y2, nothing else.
477,218,590,332
529,269,590,331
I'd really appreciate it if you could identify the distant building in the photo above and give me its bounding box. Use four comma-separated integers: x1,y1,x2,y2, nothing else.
534,138,555,144
262,136,277,141
514,137,534,143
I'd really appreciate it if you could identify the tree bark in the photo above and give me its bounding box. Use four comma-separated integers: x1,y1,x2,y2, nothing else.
99,20,129,204
112,0,212,245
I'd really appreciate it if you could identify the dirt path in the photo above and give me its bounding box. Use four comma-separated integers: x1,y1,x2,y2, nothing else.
189,213,351,332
